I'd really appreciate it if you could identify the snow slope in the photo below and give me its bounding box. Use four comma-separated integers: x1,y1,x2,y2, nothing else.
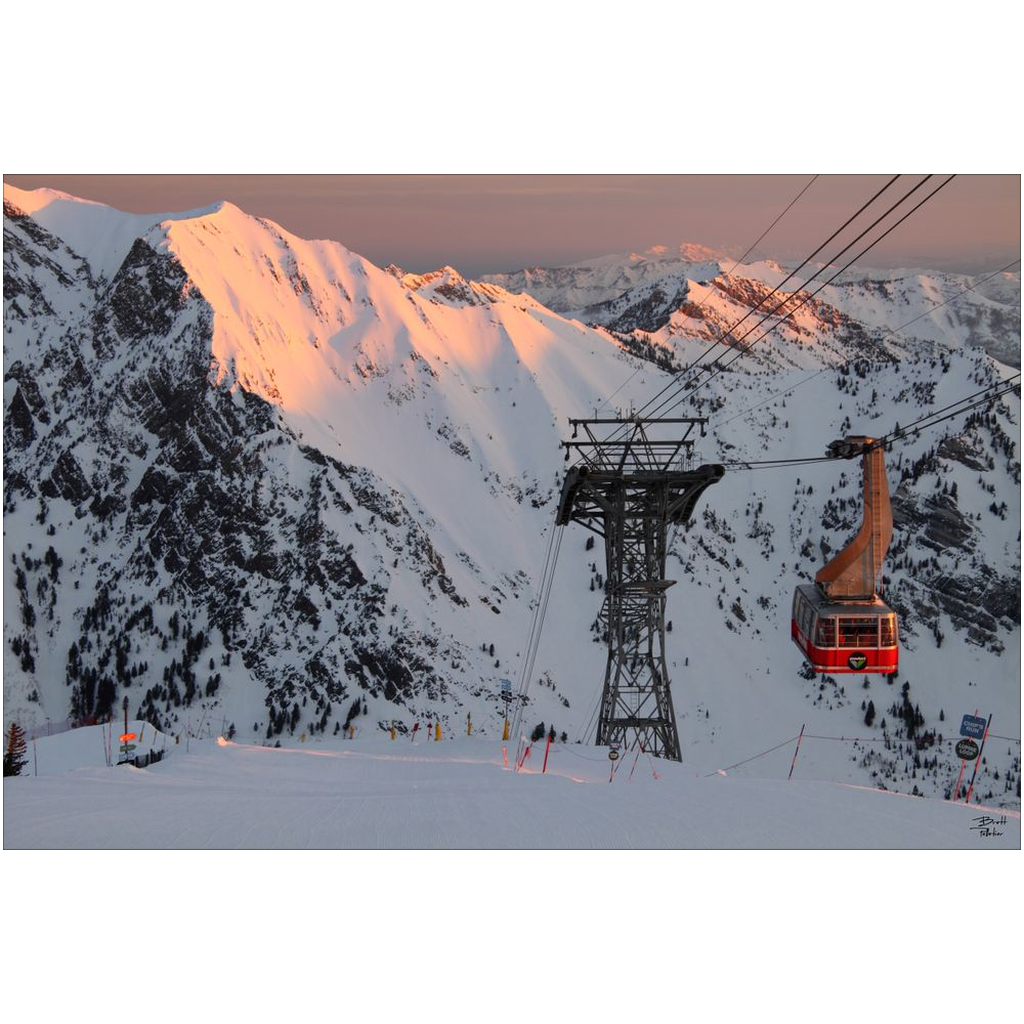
4,731,1018,849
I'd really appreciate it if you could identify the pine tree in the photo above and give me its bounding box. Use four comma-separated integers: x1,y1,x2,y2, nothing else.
4,723,28,777
530,722,546,743
864,700,876,727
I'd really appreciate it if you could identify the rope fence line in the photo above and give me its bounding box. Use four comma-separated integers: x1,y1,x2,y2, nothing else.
804,733,1021,745
704,735,799,777
510,727,1021,779
701,728,1021,780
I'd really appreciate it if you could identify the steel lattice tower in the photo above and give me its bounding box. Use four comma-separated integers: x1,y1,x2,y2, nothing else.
555,417,723,760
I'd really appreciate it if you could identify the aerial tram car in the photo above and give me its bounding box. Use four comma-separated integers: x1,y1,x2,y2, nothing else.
791,436,899,674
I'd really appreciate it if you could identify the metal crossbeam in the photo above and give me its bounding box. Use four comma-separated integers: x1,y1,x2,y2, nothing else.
556,417,723,761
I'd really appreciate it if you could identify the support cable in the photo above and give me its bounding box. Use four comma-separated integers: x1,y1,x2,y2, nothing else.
595,175,821,415
584,175,902,465
714,258,1021,430
510,524,564,742
668,175,958,409
720,373,1020,471
614,175,904,432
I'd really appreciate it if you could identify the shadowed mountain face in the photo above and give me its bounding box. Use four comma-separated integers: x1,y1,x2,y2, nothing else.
3,185,1019,807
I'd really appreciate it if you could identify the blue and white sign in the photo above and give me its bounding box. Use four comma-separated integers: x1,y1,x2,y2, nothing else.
960,714,987,739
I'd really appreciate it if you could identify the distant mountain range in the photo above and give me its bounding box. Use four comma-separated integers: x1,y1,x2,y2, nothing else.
482,243,1020,368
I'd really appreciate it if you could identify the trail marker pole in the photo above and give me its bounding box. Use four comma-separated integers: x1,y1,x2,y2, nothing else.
965,714,993,804
787,724,805,781
953,708,980,802
608,743,620,783
500,680,512,740
952,758,968,802
542,733,552,774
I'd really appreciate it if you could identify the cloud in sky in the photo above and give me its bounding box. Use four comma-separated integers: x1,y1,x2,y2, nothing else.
4,173,1019,278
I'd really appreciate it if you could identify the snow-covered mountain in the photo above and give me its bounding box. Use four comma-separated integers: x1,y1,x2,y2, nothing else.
4,186,1020,809
482,245,1021,369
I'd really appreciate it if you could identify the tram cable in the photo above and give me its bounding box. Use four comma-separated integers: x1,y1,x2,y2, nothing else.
669,173,822,344
586,175,904,458
595,174,820,415
713,257,1021,431
667,175,958,409
615,175,903,428
510,523,565,743
649,175,956,424
662,177,959,553
719,372,1020,471
681,174,929,389
671,175,908,388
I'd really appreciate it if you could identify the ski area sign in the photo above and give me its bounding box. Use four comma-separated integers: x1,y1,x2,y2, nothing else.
960,714,986,739
955,739,980,761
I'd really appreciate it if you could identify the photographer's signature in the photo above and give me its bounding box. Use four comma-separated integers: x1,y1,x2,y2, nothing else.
970,814,1007,838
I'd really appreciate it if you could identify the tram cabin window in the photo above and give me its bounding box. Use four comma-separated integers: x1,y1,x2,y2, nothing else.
879,615,897,647
815,617,836,647
798,597,813,638
838,616,878,647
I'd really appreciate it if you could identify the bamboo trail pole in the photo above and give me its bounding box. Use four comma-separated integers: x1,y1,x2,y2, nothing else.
787,724,806,781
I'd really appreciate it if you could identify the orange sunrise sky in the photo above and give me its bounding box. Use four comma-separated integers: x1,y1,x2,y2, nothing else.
4,174,1019,279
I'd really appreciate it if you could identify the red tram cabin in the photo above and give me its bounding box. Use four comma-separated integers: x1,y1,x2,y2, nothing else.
790,435,899,675
791,584,898,674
